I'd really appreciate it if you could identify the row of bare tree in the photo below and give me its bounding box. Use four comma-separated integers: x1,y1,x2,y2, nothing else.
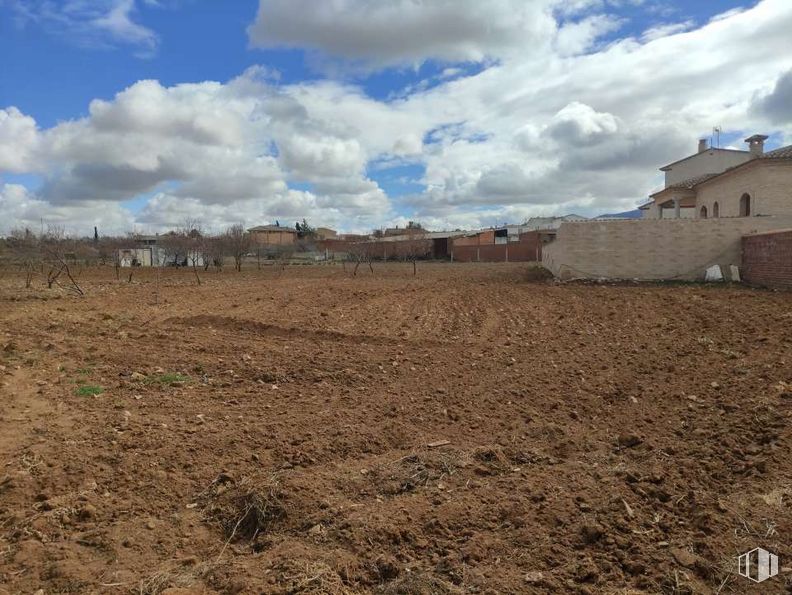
0,222,256,291
0,220,436,292
156,221,251,279
345,226,433,275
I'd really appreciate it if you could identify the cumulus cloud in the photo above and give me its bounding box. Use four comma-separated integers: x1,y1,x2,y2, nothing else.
28,79,271,203
0,73,395,232
544,102,621,147
4,0,792,234
247,0,620,70
393,0,792,225
0,183,134,236
753,68,792,124
0,107,40,173
135,186,388,233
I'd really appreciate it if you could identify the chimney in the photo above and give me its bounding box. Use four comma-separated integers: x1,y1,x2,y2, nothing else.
745,134,769,157
698,138,708,153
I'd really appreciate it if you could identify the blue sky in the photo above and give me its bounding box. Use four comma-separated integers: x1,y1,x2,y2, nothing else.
1,1,751,125
1,0,789,234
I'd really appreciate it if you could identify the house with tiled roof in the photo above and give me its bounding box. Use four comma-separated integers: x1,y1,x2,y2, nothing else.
640,135,792,219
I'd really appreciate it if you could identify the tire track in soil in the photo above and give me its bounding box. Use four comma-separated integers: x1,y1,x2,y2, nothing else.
0,368,56,465
165,314,451,347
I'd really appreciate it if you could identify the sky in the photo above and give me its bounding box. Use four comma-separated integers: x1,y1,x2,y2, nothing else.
1,0,792,236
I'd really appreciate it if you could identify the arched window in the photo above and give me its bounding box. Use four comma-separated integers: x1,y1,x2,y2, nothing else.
713,202,719,218
740,193,751,217
700,205,708,219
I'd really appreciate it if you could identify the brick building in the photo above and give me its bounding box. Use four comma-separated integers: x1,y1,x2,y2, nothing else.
641,135,792,220
248,224,296,246
544,134,792,282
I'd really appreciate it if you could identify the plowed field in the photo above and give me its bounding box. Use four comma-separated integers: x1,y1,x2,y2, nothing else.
1,263,790,593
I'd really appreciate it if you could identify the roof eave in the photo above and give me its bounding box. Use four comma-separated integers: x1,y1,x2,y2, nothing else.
649,186,696,199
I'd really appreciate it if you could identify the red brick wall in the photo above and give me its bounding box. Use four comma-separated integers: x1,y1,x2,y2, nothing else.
320,231,543,262
453,230,496,246
452,232,542,262
742,230,792,290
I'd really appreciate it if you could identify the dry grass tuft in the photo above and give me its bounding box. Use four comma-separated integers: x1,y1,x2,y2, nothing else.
200,474,286,543
470,445,509,466
277,560,355,595
369,449,459,496
375,571,460,594
523,264,553,283
136,561,213,595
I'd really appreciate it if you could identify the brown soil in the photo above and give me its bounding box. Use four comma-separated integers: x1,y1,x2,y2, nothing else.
0,263,790,594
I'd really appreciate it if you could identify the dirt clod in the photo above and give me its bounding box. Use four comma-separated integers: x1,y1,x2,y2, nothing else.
617,433,642,448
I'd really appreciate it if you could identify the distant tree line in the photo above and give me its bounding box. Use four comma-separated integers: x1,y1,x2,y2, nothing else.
0,220,261,290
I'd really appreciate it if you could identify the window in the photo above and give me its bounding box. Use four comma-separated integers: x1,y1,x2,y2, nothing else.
740,193,751,217
700,205,708,219
713,202,719,218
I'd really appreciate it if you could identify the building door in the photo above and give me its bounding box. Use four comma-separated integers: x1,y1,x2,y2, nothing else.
740,194,751,217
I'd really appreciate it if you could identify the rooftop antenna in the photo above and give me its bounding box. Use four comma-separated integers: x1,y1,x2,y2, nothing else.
712,126,722,149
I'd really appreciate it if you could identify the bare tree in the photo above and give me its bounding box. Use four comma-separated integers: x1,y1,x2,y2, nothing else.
40,226,84,295
225,224,250,272
7,228,40,288
203,234,226,271
348,241,375,276
97,235,126,279
180,218,204,285
401,223,432,276
276,245,296,274
158,231,188,268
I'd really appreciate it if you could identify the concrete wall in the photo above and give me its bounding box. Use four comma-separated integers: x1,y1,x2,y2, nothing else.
742,229,792,290
663,149,752,186
118,247,167,267
542,216,792,281
696,162,792,218
118,248,151,267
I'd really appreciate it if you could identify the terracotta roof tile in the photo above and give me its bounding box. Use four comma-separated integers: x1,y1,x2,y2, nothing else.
761,144,792,159
665,173,720,189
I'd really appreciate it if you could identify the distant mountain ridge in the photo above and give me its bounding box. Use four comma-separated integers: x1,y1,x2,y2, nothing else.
595,209,642,219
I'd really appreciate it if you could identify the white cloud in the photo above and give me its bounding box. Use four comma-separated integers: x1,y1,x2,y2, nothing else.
753,68,792,124
248,0,606,70
544,102,621,147
0,73,395,233
554,14,623,56
4,0,792,234
92,0,157,51
0,107,40,173
391,0,792,222
640,20,694,42
0,183,134,236
135,186,389,234
4,0,158,55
